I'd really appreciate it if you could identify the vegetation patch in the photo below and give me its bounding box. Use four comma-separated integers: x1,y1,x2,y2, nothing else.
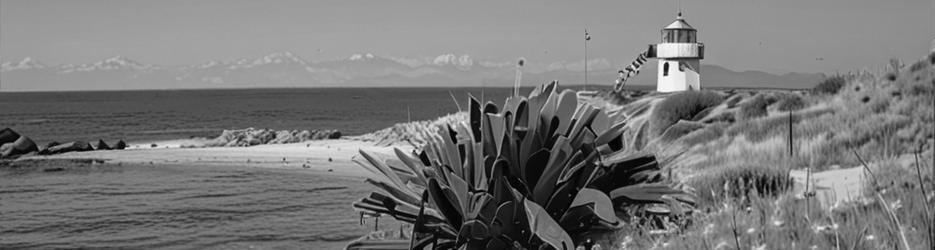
650,90,724,136
738,94,769,120
812,74,848,95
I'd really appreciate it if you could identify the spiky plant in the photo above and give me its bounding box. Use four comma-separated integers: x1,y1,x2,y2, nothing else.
346,82,694,250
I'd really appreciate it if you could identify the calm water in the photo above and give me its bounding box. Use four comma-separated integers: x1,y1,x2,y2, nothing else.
0,164,398,249
0,87,588,249
0,87,530,144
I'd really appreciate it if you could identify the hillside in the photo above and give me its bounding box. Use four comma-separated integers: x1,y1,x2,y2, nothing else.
577,50,935,249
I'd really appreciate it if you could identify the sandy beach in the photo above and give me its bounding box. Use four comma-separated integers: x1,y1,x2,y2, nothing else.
14,138,412,178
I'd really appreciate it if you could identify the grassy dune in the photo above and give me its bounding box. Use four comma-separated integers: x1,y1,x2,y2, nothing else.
581,52,935,249
347,52,934,249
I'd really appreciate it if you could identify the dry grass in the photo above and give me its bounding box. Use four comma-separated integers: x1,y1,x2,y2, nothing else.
599,52,935,250
650,91,724,136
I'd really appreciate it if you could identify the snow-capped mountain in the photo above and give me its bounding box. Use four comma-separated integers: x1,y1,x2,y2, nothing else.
58,56,154,73
1,57,47,72
0,52,825,91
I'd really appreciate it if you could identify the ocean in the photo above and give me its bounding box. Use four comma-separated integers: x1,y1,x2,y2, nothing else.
0,87,581,249
0,87,534,145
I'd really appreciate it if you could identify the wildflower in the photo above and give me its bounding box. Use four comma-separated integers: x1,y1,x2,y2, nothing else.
889,199,902,211
865,234,875,241
751,244,767,250
812,224,835,234
746,227,757,234
810,245,818,250
772,219,785,227
618,235,633,249
703,223,716,235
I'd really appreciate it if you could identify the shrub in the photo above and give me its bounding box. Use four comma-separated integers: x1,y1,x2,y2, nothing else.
659,120,706,142
774,93,807,111
813,75,848,94
739,94,769,120
650,91,724,136
688,163,793,207
725,95,743,108
909,60,929,73
679,123,726,147
347,82,694,250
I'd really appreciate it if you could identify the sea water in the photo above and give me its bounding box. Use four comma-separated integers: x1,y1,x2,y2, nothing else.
0,164,390,249
0,87,525,144
0,87,533,249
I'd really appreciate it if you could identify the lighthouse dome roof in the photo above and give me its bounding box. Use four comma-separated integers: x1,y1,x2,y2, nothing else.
664,13,695,30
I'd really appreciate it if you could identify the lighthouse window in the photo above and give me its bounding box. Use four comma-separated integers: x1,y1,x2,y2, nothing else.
678,30,691,43
662,30,675,43
663,62,670,76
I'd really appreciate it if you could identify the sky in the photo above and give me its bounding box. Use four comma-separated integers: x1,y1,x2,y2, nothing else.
1,0,933,74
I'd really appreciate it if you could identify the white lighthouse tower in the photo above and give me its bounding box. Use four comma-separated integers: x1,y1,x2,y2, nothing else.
647,12,704,92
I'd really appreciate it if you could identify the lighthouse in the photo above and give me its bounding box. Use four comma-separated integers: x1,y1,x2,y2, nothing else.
647,12,704,92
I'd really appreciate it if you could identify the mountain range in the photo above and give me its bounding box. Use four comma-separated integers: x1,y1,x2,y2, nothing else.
0,52,825,92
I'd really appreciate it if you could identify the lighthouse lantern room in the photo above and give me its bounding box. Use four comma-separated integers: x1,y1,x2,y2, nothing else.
647,12,704,92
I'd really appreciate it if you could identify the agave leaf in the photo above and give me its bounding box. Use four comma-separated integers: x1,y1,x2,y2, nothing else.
469,95,483,143
455,219,491,249
568,125,596,151
483,101,499,114
568,188,619,225
567,105,598,144
608,183,688,204
472,142,487,191
523,149,550,190
552,90,578,137
591,154,660,192
593,121,627,147
428,179,464,229
532,137,573,204
523,198,574,250
353,192,422,223
660,195,687,216
589,110,611,136
490,175,513,205
438,125,463,178
513,99,529,139
364,178,421,206
394,148,428,185
487,113,506,154
492,199,530,244
345,239,410,250
356,151,419,198
544,180,576,218
444,170,470,215
539,88,559,128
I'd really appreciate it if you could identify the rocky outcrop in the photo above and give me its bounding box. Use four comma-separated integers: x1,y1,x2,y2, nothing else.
113,140,127,150
1,128,21,145
41,141,94,155
1,135,39,159
95,140,111,150
196,128,342,147
356,112,466,147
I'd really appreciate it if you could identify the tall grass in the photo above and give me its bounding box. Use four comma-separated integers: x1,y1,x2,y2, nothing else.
605,52,935,249
813,74,849,95
650,91,724,136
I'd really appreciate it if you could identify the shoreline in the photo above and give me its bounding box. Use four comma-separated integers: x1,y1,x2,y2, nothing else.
12,138,412,179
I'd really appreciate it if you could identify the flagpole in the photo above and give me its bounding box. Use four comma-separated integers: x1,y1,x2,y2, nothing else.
583,29,592,91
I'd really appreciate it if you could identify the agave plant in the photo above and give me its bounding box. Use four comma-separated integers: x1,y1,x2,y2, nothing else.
346,81,694,250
